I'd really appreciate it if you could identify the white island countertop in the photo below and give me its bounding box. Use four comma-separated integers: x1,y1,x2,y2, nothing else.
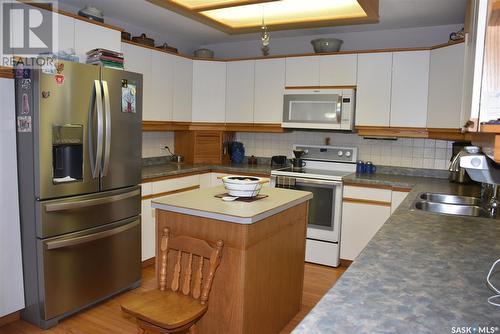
152,186,313,224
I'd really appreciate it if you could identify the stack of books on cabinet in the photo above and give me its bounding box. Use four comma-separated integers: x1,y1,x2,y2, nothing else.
86,49,124,70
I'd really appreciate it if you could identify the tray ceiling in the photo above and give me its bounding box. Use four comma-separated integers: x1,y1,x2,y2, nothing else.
147,0,379,34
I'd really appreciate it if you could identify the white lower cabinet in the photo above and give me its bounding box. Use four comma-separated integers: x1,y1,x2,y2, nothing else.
340,200,391,261
141,199,155,261
340,185,406,261
391,190,410,214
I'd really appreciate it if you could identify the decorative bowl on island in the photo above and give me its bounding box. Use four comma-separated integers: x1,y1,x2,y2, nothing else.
222,176,265,198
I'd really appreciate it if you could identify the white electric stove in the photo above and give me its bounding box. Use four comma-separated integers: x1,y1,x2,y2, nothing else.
270,144,358,267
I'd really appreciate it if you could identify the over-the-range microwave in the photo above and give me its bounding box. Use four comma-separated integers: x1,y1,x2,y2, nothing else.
282,88,355,130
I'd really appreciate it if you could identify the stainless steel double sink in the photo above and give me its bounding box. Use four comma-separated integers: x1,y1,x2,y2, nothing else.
413,192,491,218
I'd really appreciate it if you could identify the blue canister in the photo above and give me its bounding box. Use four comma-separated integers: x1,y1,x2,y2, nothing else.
366,161,377,174
356,160,366,174
230,142,245,164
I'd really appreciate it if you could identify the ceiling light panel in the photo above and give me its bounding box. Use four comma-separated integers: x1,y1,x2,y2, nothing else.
199,0,367,28
170,0,250,10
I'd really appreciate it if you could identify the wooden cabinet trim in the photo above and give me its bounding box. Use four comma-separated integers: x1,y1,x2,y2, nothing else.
343,197,392,207
392,187,412,193
142,170,268,184
142,121,285,133
124,37,464,63
344,181,413,193
343,182,393,190
142,171,207,183
142,185,200,200
284,85,357,90
0,67,14,79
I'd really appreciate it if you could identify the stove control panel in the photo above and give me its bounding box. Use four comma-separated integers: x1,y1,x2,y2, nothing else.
293,145,358,163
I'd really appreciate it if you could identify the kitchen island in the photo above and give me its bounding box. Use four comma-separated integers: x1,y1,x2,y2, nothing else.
152,186,312,334
294,175,500,334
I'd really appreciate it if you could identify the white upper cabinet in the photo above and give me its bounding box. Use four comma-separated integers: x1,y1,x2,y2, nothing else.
319,54,357,86
192,61,227,122
254,58,286,124
74,20,121,61
285,56,320,86
122,43,153,120
427,44,465,129
355,52,393,126
390,51,430,127
150,50,174,121
173,56,193,122
226,60,255,124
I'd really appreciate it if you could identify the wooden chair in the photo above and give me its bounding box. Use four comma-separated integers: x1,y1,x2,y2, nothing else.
121,228,224,334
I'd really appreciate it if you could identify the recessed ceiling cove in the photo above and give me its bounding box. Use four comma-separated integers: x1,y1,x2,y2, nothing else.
146,0,380,34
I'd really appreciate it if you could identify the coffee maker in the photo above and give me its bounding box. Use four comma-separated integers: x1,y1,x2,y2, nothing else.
291,149,308,169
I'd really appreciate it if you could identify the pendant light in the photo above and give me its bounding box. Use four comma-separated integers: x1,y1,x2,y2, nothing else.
261,5,270,56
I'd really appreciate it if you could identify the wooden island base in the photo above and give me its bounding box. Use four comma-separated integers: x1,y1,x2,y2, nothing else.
155,202,308,334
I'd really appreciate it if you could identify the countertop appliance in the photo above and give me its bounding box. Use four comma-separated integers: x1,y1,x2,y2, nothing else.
282,89,355,130
15,60,143,329
449,142,472,184
271,155,288,167
270,144,358,267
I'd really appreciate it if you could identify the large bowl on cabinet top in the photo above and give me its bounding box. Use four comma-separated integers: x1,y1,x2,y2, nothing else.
222,176,264,198
311,38,343,53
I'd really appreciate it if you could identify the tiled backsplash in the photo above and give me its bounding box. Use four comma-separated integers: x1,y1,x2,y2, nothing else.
236,131,454,170
142,132,174,158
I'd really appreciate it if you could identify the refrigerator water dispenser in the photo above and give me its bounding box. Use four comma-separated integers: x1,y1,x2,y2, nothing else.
52,125,83,183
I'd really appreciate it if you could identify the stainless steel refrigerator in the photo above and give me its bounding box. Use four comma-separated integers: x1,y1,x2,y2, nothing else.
15,60,143,329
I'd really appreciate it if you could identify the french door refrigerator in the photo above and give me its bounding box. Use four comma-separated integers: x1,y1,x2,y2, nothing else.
15,60,143,329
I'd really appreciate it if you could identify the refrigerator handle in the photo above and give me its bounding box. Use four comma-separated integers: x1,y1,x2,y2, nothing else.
88,80,104,178
101,80,111,177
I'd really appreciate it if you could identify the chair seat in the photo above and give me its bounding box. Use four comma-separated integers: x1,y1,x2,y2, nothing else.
121,290,208,330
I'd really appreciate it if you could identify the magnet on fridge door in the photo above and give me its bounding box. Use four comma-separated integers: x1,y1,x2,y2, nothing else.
21,93,30,115
55,74,64,84
21,79,31,90
17,116,32,133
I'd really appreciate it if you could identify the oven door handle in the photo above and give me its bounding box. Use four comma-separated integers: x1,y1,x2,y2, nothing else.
293,178,343,186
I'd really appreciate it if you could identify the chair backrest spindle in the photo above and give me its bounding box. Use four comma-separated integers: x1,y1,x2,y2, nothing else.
159,228,169,291
156,228,224,304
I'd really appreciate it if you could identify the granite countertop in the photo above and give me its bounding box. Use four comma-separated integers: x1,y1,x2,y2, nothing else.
151,186,312,224
294,174,500,334
142,162,275,180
